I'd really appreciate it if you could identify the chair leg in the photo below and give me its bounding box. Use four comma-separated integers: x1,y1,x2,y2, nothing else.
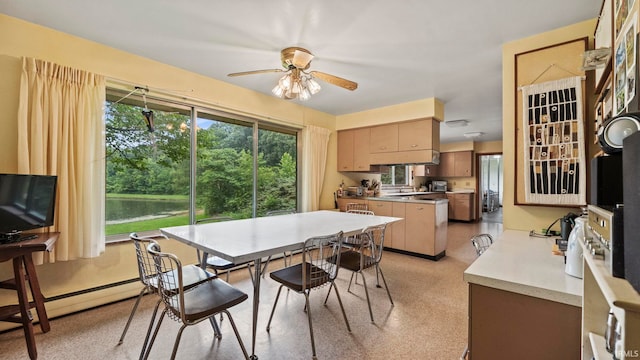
266,285,284,331
376,265,394,305
218,270,231,323
222,309,250,360
329,282,351,332
118,286,149,345
322,282,333,305
139,298,162,360
142,308,167,360
304,293,317,360
359,272,375,323
347,272,356,293
170,324,188,360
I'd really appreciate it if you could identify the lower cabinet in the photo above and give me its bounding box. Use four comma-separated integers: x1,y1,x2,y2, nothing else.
446,193,475,221
404,203,432,255
368,200,393,246
370,200,446,260
337,199,447,260
391,202,406,250
468,284,581,360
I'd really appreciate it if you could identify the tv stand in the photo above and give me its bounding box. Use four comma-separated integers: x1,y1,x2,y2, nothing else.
0,231,39,245
0,232,59,359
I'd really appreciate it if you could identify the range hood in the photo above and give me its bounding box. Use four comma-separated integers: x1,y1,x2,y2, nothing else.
369,149,440,166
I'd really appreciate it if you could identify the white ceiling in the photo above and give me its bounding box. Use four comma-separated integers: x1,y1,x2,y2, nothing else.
0,0,602,143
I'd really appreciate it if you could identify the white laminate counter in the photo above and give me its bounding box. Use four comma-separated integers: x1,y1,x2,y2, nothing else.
463,229,582,307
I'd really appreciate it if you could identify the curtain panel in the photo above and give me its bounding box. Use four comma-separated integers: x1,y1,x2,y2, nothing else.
300,125,331,212
18,57,106,262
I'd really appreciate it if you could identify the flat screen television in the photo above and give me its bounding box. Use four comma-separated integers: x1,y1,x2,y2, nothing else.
0,174,57,243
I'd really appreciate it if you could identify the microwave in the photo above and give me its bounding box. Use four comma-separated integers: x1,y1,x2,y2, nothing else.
432,180,447,192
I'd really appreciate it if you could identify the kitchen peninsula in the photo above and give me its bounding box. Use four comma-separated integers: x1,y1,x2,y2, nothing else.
337,193,448,260
463,230,582,360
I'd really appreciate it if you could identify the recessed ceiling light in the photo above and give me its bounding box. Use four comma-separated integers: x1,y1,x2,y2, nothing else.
463,131,484,138
444,119,469,127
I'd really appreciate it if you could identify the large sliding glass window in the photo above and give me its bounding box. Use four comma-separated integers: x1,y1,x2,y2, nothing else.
105,89,299,240
195,113,254,220
256,125,297,216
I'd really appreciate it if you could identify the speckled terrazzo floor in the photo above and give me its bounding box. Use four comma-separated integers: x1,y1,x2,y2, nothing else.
0,220,502,360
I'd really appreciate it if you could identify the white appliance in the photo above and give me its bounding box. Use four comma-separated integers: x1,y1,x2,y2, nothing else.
565,216,588,278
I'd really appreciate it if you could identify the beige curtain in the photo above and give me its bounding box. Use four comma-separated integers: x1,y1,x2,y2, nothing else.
18,57,106,262
300,125,331,212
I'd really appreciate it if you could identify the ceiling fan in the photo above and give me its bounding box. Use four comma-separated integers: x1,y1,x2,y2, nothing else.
228,47,358,100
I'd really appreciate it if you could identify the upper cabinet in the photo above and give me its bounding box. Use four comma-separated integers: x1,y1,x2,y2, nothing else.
398,119,440,152
337,128,372,172
338,118,441,171
439,151,473,177
369,124,399,153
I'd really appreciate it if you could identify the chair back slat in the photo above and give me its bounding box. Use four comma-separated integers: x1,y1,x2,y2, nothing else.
471,234,494,256
346,203,368,211
359,224,387,266
131,233,159,286
346,209,375,215
301,231,343,291
147,242,185,323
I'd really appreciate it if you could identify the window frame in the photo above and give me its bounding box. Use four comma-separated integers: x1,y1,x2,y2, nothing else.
104,88,301,242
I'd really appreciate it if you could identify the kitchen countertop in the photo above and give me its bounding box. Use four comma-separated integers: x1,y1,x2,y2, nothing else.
338,193,448,204
463,229,582,307
368,197,448,204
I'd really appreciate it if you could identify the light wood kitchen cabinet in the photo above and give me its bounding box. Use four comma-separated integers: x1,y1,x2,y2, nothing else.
368,200,394,245
369,124,398,153
439,151,473,177
391,202,406,250
439,152,455,177
412,164,438,177
404,202,447,258
447,193,475,221
398,118,440,152
337,128,371,171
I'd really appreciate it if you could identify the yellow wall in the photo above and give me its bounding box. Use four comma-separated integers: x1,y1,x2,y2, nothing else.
0,14,341,329
502,19,597,231
335,98,444,130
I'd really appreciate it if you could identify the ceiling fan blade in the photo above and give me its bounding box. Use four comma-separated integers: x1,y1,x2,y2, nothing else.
292,49,314,69
311,71,358,91
228,69,285,77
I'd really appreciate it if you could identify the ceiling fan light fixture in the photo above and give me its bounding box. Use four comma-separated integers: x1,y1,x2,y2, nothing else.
272,83,285,98
299,87,311,101
279,74,291,89
307,77,321,94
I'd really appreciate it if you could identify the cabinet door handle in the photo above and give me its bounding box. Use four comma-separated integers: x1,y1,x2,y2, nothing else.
411,144,418,147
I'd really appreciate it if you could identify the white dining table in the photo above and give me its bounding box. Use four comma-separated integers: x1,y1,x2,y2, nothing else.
160,210,401,360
